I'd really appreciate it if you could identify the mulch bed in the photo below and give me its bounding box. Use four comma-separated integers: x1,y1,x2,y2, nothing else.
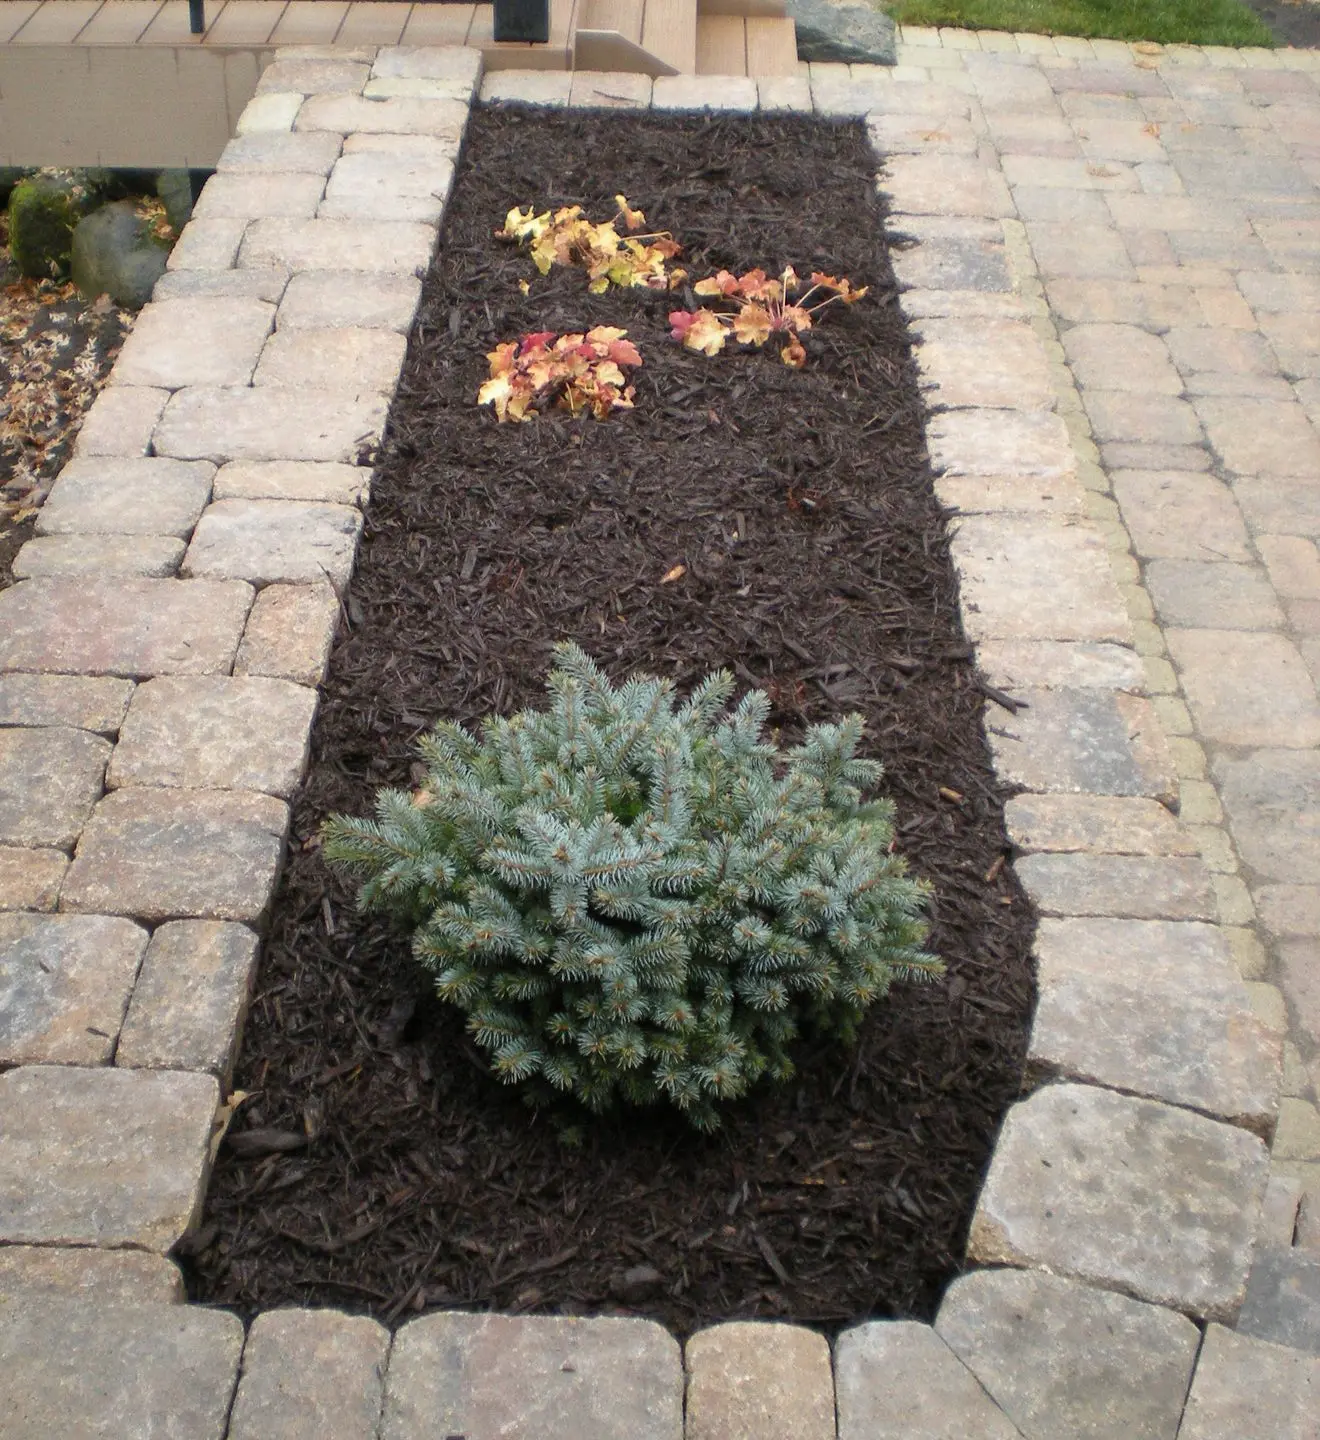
189,107,1036,1337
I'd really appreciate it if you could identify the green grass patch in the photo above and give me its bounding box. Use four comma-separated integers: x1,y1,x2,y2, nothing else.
884,0,1275,46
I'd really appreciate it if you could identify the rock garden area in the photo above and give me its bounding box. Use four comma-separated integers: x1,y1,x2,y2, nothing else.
189,105,1037,1334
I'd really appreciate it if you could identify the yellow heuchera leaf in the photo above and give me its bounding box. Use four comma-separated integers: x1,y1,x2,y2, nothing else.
781,336,807,369
732,303,773,348
679,309,728,357
615,194,646,230
694,270,741,298
780,304,813,333
477,372,515,418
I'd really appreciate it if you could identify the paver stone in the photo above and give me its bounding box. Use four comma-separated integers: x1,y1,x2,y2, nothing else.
1003,794,1194,856
111,298,275,389
381,1313,682,1440
216,129,343,174
935,1268,1200,1440
228,1308,390,1440
1014,853,1215,919
0,577,253,678
13,535,186,580
234,582,341,686
0,847,67,912
276,270,421,332
254,327,407,391
1213,749,1320,885
0,1245,183,1304
1179,1325,1320,1439
0,727,110,848
834,1321,1021,1439
927,409,1075,478
684,1322,833,1440
914,319,1054,409
0,675,133,735
0,1296,242,1440
1063,323,1181,394
1237,1246,1320,1356
116,920,261,1083
0,913,148,1066
213,460,368,505
61,787,289,924
183,499,363,590
1196,397,1320,477
968,1082,1268,1320
0,1065,218,1250
71,384,168,457
154,386,389,465
35,457,215,539
295,93,468,138
880,154,1014,217
1168,629,1320,747
1144,560,1284,629
975,640,1145,694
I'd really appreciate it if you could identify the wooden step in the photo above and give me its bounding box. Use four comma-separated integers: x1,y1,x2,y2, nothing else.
744,14,796,74
694,13,795,75
574,0,695,76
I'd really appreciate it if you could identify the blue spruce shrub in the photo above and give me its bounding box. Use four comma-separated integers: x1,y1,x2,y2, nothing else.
324,643,939,1130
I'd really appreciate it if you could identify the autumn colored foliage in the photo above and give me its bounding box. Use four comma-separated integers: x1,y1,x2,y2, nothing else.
497,195,685,294
477,327,643,423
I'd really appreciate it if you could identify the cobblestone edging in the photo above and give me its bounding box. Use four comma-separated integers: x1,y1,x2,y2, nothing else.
1,33,1319,1438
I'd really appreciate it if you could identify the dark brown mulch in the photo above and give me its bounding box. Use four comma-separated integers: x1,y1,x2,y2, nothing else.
189,107,1035,1337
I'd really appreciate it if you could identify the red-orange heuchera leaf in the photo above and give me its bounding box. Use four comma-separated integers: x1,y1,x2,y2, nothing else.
478,328,642,423
520,331,557,354
780,304,813,334
731,303,773,348
694,270,742,298
673,309,728,357
780,336,808,369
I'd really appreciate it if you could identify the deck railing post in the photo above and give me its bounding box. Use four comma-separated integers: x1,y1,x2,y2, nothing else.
188,0,205,34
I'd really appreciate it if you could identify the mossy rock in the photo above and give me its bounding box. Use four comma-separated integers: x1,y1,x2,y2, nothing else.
7,169,105,280
0,166,31,208
71,199,172,310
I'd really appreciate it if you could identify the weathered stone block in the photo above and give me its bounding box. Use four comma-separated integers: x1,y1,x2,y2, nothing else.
0,1297,241,1439
1168,629,1320,747
651,75,758,112
834,1321,1020,1439
987,689,1175,803
1237,1246,1320,1355
1196,396,1320,477
0,578,253,678
239,217,436,275
934,472,1087,516
382,1313,683,1440
228,1309,392,1440
112,674,315,797
255,57,371,95
213,460,368,505
371,45,483,83
0,726,110,849
1179,1325,1320,1439
0,847,67,912
0,1065,218,1250
1214,749,1320,886
1015,853,1215,919
1085,391,1203,446
254,327,407,391
1032,222,1136,281
61,787,288,924
14,534,186,580
183,498,362,590
684,1323,833,1440
1004,794,1193,855
950,516,1131,643
1145,559,1284,629
71,384,168,457
154,268,288,303
1063,322,1181,393
113,298,275,390
35,456,215,539
0,1245,183,1304
235,582,341,686
154,386,389,465
914,319,1054,409
975,640,1145,693
1111,469,1252,561
0,912,148,1066
237,91,302,134
935,1268,1200,1440
927,409,1075,478
320,151,454,223
1030,916,1282,1135
277,270,421,332
217,130,343,175
165,217,248,272
295,93,468,138
116,920,259,1084
881,154,1014,217
969,1082,1269,1321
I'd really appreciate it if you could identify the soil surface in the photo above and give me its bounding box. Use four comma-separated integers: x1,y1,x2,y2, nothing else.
1240,0,1320,48
190,108,1036,1336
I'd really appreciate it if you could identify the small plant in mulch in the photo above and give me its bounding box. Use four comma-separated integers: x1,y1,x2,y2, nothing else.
496,194,686,294
323,643,939,1133
477,326,643,423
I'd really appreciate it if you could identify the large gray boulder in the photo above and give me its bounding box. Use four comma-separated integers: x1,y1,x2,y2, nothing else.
788,0,897,63
71,200,170,310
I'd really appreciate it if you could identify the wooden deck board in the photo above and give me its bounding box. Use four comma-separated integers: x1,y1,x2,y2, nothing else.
694,11,742,73
0,1,43,42
335,0,408,43
400,0,472,44
203,0,285,43
743,14,795,74
75,0,164,42
268,0,346,42
639,0,693,74
138,0,225,42
11,0,102,41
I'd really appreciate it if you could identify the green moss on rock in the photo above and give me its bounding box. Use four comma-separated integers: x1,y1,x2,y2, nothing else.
7,169,106,280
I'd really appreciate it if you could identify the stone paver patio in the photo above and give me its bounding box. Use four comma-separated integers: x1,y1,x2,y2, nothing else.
1,25,1320,1436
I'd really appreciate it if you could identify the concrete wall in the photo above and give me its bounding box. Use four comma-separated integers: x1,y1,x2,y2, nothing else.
0,45,274,167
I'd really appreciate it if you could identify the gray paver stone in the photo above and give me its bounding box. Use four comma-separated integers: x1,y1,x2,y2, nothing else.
228,1308,390,1440
183,498,363,590
0,1065,218,1249
276,270,422,331
1003,794,1193,855
295,93,468,138
0,726,110,848
914,319,1054,409
61,786,288,924
1214,749,1320,885
1179,1325,1320,1439
0,1245,184,1304
1196,396,1320,477
834,1320,1022,1440
1168,629,1320,747
239,218,436,276
256,58,371,94
1145,559,1284,629
1030,222,1136,281
191,172,328,221
881,155,1014,217
111,299,275,389
951,517,1131,644
651,75,757,112
927,409,1076,478
116,920,260,1084
0,675,133,735
217,129,343,174
0,577,253,678
0,1297,242,1439
935,1268,1200,1440
109,675,317,797
968,1082,1269,1321
165,218,248,272
153,269,288,303
891,232,1012,292
1084,391,1202,446
35,456,215,539
381,1313,683,1440
371,45,483,83
254,326,407,391
0,847,67,912
684,1322,834,1440
1030,916,1281,1135
1237,1246,1320,1355
213,459,368,505
1014,852,1215,919
975,640,1146,693
154,386,389,465
0,912,147,1066
234,582,341,686
13,535,186,580
1063,323,1181,393
1232,474,1320,539
987,689,1175,803
71,384,168,457
320,152,454,223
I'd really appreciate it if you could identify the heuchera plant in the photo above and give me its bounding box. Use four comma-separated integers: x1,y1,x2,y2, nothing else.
497,195,686,294
670,267,868,369
478,327,643,423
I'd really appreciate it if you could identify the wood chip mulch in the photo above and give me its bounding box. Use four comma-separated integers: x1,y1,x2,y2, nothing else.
188,107,1036,1337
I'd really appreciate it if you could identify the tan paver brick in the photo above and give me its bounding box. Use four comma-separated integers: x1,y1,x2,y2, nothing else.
1169,629,1320,746
685,1323,834,1440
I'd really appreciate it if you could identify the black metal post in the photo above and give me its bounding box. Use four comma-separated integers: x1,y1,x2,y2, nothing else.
188,0,205,34
492,0,549,43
